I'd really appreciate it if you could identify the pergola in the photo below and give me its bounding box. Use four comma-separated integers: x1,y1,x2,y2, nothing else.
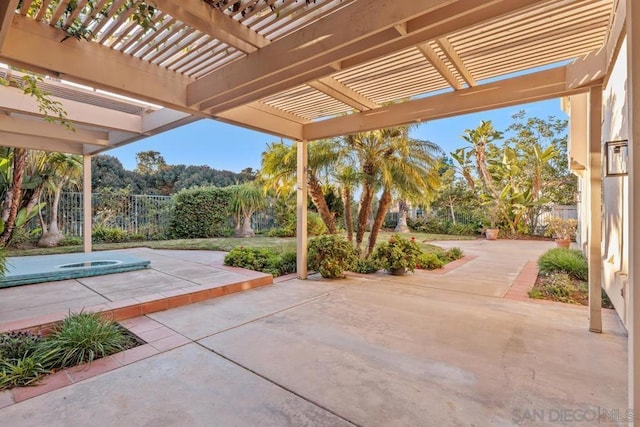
0,0,638,419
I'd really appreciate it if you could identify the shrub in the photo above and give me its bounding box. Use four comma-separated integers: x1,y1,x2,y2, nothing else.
538,248,588,281
92,226,128,243
0,331,43,360
169,186,233,238
307,211,328,236
407,217,448,234
58,236,83,246
448,223,478,236
372,235,424,272
266,226,295,237
307,235,356,279
40,312,134,369
352,257,381,274
224,247,296,277
417,252,445,270
276,251,297,276
444,247,464,261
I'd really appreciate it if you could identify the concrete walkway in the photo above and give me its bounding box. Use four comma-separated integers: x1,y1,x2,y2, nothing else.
0,240,629,426
0,248,269,324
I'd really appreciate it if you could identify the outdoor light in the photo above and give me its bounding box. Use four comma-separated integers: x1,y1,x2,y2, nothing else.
605,140,629,176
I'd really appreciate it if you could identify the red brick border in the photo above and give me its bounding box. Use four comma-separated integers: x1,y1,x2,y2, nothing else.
0,274,272,335
422,255,478,275
503,260,538,300
0,316,193,407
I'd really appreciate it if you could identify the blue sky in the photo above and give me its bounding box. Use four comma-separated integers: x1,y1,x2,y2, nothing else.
109,98,567,172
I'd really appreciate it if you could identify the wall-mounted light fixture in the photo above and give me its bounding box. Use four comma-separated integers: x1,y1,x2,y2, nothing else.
605,140,628,176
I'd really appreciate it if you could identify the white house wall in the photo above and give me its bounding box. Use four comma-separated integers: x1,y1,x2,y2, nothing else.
601,37,630,325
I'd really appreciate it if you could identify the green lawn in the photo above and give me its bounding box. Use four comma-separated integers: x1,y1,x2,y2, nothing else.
6,231,475,257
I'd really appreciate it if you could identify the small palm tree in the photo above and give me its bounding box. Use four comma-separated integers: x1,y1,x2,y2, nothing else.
230,182,267,238
38,153,83,247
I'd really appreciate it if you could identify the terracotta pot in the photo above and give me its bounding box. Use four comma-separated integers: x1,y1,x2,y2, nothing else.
485,228,499,240
555,238,571,248
388,267,407,276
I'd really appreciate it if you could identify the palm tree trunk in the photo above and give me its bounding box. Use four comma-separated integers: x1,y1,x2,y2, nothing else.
394,199,410,233
0,148,26,246
308,174,336,234
234,212,255,237
342,187,353,242
367,187,392,257
355,182,374,252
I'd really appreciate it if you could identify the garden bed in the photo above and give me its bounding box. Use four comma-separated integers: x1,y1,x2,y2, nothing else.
527,248,613,308
0,312,143,392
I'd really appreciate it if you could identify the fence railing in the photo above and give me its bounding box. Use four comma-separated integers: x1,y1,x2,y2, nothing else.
40,193,577,238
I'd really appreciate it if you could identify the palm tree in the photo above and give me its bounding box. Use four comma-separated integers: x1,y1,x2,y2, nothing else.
366,133,442,256
394,199,410,233
260,139,339,234
38,153,83,247
0,148,27,246
333,164,359,242
229,182,267,238
344,126,442,255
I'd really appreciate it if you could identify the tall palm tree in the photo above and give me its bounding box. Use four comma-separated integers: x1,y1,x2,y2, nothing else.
0,148,27,246
261,139,339,234
334,164,359,242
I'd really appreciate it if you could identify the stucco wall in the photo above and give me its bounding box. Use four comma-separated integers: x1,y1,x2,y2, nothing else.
601,37,630,325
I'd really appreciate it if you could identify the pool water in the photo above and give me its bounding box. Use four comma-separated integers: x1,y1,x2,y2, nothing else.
1,252,150,288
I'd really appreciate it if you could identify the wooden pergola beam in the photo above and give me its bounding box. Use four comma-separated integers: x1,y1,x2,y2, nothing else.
417,42,463,90
153,0,269,53
303,66,600,140
192,0,545,113
0,0,18,51
188,0,456,107
0,84,143,132
307,77,380,111
0,131,97,155
1,15,193,112
0,114,109,145
435,37,476,87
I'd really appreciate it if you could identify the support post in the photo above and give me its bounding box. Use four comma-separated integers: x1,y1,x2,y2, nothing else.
626,0,640,420
82,154,92,253
296,140,308,279
587,85,603,333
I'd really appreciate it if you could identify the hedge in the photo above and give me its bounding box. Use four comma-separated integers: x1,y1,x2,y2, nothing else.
169,186,233,238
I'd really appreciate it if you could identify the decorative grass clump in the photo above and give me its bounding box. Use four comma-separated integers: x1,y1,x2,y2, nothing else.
40,312,134,369
537,248,588,281
0,331,58,390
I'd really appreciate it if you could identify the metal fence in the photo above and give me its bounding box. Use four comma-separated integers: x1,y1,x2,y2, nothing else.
43,193,577,238
53,192,173,238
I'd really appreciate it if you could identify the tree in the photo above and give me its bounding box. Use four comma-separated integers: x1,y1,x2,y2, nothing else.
343,126,442,255
229,183,267,238
135,150,167,175
334,165,359,242
38,153,83,247
260,140,339,234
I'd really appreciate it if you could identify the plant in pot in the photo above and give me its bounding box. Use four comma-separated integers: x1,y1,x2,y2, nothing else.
484,202,500,240
372,234,423,275
544,217,578,248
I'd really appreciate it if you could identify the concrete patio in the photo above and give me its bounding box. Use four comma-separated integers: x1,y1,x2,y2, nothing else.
0,240,629,426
